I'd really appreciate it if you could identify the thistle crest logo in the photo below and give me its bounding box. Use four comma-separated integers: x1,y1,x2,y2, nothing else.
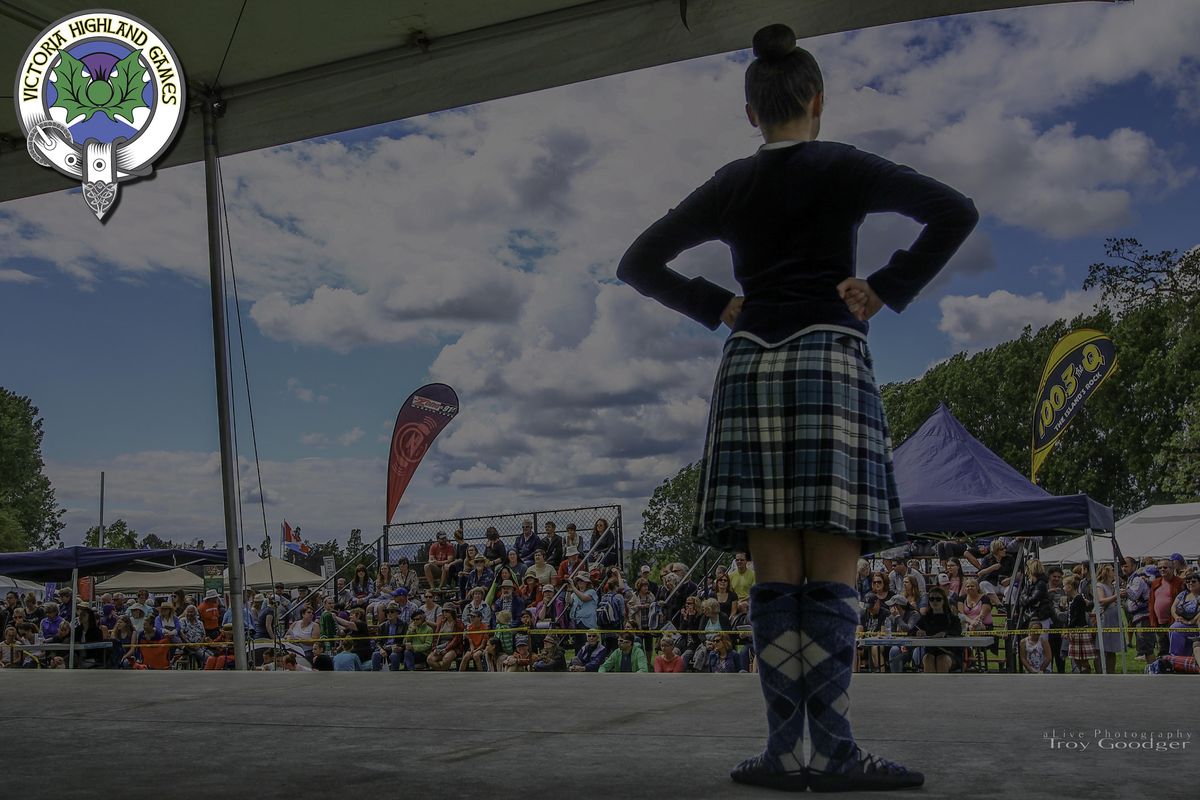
14,11,185,220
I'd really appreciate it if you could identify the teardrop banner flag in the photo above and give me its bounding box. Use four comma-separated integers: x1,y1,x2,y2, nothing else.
386,384,460,525
1030,329,1118,483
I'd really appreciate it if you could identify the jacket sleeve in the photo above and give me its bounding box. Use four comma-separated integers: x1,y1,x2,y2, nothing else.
616,175,735,330
597,649,617,673
848,149,979,313
636,647,649,672
586,645,609,672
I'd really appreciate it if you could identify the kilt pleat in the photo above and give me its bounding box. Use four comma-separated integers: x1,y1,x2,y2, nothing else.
693,331,907,556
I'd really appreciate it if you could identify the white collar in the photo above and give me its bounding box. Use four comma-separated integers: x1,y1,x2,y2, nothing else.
758,139,810,151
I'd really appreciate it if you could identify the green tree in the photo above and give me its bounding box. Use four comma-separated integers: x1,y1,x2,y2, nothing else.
881,239,1200,519
83,518,138,548
0,506,26,552
0,388,65,550
639,461,705,567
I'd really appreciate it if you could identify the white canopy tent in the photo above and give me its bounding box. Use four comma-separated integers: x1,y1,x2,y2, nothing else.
1040,502,1200,564
95,566,204,594
232,558,323,591
1,0,1096,667
0,575,45,598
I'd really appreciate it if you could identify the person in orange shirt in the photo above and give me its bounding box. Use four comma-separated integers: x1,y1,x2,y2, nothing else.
459,609,489,672
198,589,224,639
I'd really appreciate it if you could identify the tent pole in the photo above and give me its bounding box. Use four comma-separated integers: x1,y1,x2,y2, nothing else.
1111,533,1128,675
69,566,78,669
1084,528,1105,674
203,95,248,671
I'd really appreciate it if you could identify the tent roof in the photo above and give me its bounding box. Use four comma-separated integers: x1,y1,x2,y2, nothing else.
1040,502,1200,563
231,557,323,590
0,575,45,595
1,0,1088,203
0,546,228,582
893,404,1114,536
95,566,204,593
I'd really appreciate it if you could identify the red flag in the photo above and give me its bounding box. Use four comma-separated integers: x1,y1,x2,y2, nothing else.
283,520,310,555
387,384,460,524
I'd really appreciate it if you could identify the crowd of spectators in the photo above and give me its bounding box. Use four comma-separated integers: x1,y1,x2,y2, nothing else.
852,542,1200,675
3,526,1197,675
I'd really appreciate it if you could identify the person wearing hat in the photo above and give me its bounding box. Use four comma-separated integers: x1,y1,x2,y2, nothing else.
446,529,471,594
855,594,888,673
557,546,584,583
598,632,648,673
482,527,508,570
502,634,534,672
198,589,224,639
566,572,598,650
424,530,457,591
372,602,408,671
463,586,493,627
883,596,921,673
531,633,567,672
388,587,416,626
637,564,659,596
403,610,434,670
563,522,588,561
519,571,542,603
492,578,525,621
464,554,494,599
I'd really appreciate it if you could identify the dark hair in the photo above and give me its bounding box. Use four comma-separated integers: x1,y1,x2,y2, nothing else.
745,23,823,128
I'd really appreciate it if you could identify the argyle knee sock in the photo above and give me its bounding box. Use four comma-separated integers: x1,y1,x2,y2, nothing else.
798,580,862,773
743,582,806,772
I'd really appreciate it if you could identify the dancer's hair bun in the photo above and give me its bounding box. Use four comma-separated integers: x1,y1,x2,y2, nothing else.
752,24,797,62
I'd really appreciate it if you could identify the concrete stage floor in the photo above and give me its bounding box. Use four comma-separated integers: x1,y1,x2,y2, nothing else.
2,673,1196,799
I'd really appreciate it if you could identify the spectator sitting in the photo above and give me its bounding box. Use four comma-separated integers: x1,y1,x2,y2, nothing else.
598,632,648,672
856,594,888,673
134,617,170,670
39,602,66,643
333,638,363,671
460,610,489,672
463,586,493,628
454,545,481,599
527,550,555,586
493,579,525,622
502,635,534,672
494,610,515,657
424,531,457,591
393,558,421,595
348,564,375,609
426,606,465,671
902,574,928,616
706,633,743,673
371,603,408,672
198,589,224,639
563,523,588,561
728,552,755,601
884,596,922,673
531,635,567,672
589,517,618,568
513,519,543,573
416,590,443,626
519,573,541,604
568,630,608,672
913,587,963,673
483,527,508,570
654,635,686,673
1019,620,1052,674
404,610,434,670
1169,572,1200,657
542,522,565,568
463,555,494,600
675,595,705,669
558,546,585,583
484,637,504,673
311,640,334,671
504,548,524,582
690,597,732,671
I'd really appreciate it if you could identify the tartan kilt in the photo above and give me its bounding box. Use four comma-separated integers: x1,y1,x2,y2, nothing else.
1067,631,1099,660
693,331,907,556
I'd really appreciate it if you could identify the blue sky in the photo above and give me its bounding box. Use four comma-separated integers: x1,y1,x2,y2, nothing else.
2,1,1198,549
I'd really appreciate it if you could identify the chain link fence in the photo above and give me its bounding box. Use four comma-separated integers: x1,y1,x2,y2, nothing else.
378,505,623,572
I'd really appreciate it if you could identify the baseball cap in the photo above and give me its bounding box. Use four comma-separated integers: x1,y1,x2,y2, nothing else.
436,531,448,539
392,587,408,597
640,565,651,574
565,546,579,557
515,635,529,647
937,573,950,585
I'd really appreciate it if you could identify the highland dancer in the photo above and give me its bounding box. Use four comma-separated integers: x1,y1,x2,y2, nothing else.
617,23,978,792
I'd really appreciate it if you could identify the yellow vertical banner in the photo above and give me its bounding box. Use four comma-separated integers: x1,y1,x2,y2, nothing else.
1030,329,1118,482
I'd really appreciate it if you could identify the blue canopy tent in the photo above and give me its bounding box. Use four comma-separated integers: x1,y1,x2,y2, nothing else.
890,403,1120,671
0,546,228,667
893,403,1114,538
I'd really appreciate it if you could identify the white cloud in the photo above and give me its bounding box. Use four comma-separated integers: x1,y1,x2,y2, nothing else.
938,287,1102,350
338,427,364,446
286,377,328,404
299,432,328,447
0,268,41,283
